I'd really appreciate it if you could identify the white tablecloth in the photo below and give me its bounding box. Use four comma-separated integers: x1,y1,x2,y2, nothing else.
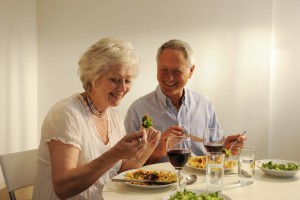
103,162,300,199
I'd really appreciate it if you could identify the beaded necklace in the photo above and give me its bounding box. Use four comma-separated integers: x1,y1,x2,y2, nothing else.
86,95,106,118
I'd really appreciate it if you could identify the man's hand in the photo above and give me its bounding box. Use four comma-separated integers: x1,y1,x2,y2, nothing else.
224,133,247,155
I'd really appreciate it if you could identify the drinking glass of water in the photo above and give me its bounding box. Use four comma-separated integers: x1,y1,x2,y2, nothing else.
238,146,256,185
206,152,225,192
166,136,191,190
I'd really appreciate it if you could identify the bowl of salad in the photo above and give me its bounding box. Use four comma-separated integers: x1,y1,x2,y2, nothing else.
256,159,300,177
162,189,231,200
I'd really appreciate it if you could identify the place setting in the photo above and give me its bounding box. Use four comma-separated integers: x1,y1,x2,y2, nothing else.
110,135,197,192
163,131,233,200
164,128,255,199
185,128,239,175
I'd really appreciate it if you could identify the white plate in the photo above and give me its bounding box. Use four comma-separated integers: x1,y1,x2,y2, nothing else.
186,156,237,172
256,159,300,178
113,169,177,189
162,189,231,200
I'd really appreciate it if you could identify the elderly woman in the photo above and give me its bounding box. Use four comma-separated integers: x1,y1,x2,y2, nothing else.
32,37,161,200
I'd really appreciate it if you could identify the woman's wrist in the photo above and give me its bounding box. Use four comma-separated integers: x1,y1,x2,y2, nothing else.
134,158,145,166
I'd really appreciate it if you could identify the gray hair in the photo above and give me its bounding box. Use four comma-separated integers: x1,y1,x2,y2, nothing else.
156,39,195,68
78,37,140,91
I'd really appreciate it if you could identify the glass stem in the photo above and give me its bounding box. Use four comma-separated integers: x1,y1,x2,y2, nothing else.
176,169,181,190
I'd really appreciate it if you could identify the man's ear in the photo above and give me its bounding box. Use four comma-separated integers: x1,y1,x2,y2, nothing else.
189,65,195,78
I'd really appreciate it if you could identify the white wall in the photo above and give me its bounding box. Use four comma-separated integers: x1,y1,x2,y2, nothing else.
0,0,38,188
1,0,300,187
270,0,300,160
0,0,38,151
37,0,272,160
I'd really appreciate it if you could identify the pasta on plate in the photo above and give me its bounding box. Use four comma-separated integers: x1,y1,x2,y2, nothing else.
188,156,237,170
124,169,177,185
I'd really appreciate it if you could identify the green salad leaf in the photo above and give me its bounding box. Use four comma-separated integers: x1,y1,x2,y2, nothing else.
261,161,299,171
169,189,224,200
221,149,232,158
142,114,153,128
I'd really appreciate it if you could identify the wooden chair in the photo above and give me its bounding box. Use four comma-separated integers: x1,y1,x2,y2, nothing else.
0,149,37,200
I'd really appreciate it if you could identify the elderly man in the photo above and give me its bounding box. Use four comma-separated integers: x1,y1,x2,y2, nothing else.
125,39,246,164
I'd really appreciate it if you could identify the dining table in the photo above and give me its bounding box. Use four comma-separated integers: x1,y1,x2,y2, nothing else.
103,161,300,199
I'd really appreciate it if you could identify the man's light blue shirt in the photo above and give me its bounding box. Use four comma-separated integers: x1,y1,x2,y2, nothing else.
124,86,220,162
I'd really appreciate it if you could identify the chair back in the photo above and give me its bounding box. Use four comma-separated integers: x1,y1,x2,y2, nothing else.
0,149,38,200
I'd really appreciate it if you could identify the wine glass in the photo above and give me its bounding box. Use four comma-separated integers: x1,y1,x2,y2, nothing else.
203,128,225,153
166,136,191,190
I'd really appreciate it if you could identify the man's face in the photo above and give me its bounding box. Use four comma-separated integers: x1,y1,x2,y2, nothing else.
157,49,194,99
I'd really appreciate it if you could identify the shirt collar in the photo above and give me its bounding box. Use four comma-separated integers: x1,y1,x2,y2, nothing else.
155,85,187,107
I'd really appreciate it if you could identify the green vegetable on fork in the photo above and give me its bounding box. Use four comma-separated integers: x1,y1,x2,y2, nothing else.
221,149,232,158
222,130,246,158
142,114,153,128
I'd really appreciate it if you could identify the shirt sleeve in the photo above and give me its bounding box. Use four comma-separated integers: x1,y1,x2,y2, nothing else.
41,102,83,149
208,100,221,129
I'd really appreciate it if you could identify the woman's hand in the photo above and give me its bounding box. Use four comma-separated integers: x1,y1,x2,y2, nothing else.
142,125,184,165
112,130,147,160
118,128,161,171
141,126,161,148
133,126,161,162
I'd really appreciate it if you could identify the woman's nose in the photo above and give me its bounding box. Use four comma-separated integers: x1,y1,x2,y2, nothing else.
117,81,126,92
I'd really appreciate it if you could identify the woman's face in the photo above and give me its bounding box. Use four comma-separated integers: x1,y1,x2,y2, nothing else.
91,64,134,109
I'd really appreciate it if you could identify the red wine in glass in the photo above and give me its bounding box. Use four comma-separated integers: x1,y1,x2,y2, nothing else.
166,136,191,190
203,128,225,153
167,149,191,170
204,143,224,152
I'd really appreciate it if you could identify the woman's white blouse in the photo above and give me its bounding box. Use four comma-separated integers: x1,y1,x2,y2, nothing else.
32,93,125,200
